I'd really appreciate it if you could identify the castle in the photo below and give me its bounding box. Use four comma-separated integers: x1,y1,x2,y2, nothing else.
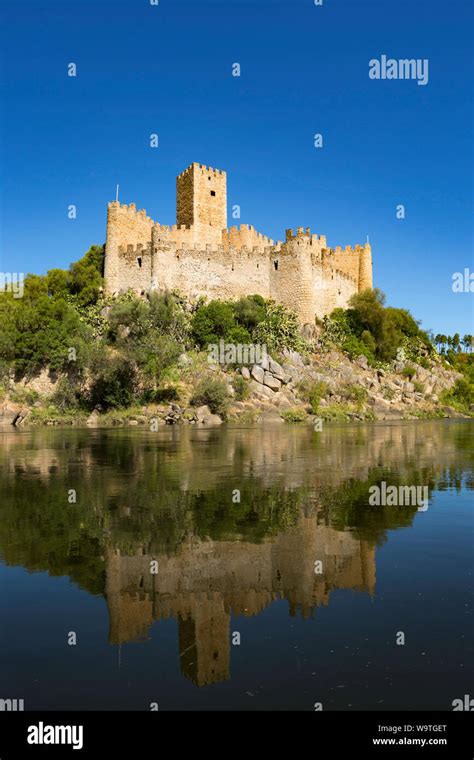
104,163,373,324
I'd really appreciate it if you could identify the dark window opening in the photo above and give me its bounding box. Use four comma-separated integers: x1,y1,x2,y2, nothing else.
274,260,279,271
210,190,216,196
208,176,211,181
137,256,142,268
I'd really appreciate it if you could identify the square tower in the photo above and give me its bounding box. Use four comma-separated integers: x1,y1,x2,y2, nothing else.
176,162,227,246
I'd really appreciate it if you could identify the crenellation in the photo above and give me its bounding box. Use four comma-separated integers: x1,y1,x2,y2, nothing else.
104,162,373,320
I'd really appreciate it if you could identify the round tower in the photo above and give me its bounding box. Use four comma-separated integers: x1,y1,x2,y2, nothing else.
358,242,373,291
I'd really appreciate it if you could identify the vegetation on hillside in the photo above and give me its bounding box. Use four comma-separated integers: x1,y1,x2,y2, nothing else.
320,288,432,364
0,246,472,417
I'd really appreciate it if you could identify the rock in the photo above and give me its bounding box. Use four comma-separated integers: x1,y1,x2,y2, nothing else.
128,419,138,426
259,410,284,424
442,405,456,416
86,411,100,428
282,349,304,367
403,381,415,394
356,355,368,370
195,405,223,426
249,381,275,400
269,358,284,379
263,372,281,391
394,361,405,373
0,402,22,427
164,405,181,424
251,365,265,384
259,354,270,372
137,416,148,425
14,407,30,426
281,372,292,385
272,392,293,410
376,368,386,378
241,366,251,380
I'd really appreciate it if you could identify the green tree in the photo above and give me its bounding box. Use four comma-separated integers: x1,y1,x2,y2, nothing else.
69,245,104,306
191,300,236,347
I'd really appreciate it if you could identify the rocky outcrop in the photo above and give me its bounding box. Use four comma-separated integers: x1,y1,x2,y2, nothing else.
229,349,467,423
0,403,30,427
1,346,467,428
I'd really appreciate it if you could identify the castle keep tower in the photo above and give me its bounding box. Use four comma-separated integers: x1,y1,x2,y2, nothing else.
176,162,227,246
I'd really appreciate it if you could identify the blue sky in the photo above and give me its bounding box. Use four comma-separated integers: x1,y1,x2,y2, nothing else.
1,0,472,335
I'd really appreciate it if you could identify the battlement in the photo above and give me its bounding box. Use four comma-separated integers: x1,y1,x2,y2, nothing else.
284,228,327,248
223,224,275,252
118,242,152,255
334,243,371,255
107,200,154,225
104,161,374,320
177,162,226,179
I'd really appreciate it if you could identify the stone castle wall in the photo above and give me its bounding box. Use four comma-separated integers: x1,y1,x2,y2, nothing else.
104,163,373,323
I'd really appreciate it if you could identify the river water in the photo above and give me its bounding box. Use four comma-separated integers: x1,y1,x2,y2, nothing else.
0,420,472,710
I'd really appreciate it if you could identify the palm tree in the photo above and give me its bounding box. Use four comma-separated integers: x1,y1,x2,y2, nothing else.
463,334,473,353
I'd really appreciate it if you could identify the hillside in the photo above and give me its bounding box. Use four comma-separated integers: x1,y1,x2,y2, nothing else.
0,246,472,427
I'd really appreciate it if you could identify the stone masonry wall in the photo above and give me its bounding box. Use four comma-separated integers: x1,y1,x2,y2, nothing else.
104,165,373,322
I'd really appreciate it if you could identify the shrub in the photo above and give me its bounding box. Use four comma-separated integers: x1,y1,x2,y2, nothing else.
10,388,40,405
148,291,190,343
441,378,474,411
233,374,250,401
296,379,328,413
88,351,138,410
342,384,368,409
226,325,252,346
135,333,182,384
281,408,307,423
413,380,425,394
402,365,417,380
142,386,179,404
190,376,230,416
232,295,266,333
52,377,83,411
1,290,92,375
191,301,236,347
253,301,307,354
107,298,149,343
320,403,351,421
341,334,375,363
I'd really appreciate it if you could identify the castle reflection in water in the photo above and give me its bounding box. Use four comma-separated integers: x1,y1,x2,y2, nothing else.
106,522,375,686
0,420,471,688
